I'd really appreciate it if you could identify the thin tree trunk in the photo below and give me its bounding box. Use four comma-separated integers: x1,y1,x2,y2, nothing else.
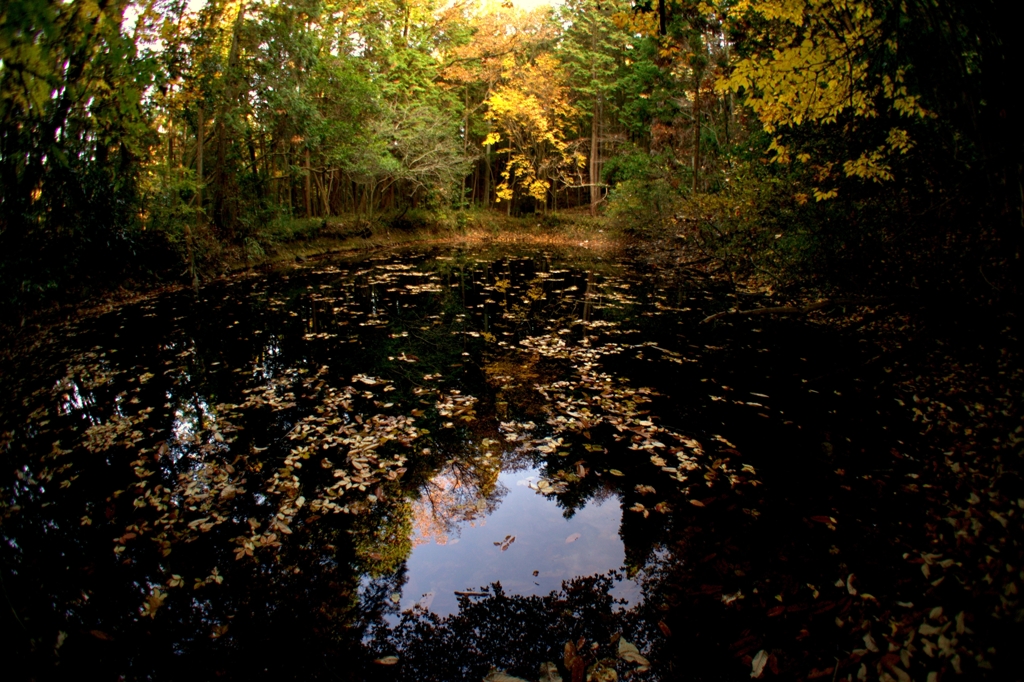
724,42,734,144
461,88,469,208
589,15,601,216
692,76,701,194
506,139,512,216
247,129,262,200
167,120,174,183
271,137,278,202
590,98,601,215
197,107,204,220
213,6,247,237
484,116,493,208
305,147,312,217
287,147,293,212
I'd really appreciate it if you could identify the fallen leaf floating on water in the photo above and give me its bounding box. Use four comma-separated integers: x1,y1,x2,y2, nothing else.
494,534,516,551
374,656,399,666
617,637,650,668
482,670,530,682
538,661,563,682
750,649,768,678
565,533,581,544
846,573,858,595
12,264,955,674
140,588,167,618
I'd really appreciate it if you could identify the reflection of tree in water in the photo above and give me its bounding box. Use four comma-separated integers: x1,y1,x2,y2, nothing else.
350,496,415,579
366,574,649,682
412,458,507,547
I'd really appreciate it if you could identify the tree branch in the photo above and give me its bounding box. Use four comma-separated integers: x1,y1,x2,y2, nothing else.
701,297,888,324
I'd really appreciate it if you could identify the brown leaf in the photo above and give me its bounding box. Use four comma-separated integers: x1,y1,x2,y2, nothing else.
566,651,585,682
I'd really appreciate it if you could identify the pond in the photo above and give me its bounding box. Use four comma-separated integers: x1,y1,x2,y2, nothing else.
2,245,917,681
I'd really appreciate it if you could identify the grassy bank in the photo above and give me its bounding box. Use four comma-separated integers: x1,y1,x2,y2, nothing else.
0,208,621,345
235,208,620,273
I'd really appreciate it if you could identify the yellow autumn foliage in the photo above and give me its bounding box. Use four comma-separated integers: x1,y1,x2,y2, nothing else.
483,54,582,204
719,0,930,192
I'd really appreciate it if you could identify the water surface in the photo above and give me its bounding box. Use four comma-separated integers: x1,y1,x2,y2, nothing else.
1,245,904,680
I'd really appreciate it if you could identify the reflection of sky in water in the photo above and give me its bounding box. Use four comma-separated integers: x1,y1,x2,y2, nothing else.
55,378,91,416
169,397,213,464
401,467,639,616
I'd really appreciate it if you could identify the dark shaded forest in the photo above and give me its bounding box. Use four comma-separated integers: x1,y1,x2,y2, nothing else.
1,0,1020,315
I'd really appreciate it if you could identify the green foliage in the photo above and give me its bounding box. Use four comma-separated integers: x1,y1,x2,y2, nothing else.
601,146,683,235
0,0,165,308
605,178,682,237
601,148,669,187
1,0,1019,314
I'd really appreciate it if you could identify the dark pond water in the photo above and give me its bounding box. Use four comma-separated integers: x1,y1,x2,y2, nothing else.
1,246,916,681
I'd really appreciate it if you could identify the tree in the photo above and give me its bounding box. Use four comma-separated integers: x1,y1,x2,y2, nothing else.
718,0,929,198
556,0,632,213
1,0,156,302
483,54,584,213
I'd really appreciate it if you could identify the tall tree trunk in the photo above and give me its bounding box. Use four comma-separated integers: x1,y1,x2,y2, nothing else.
590,97,601,216
461,87,470,208
305,147,312,217
724,42,734,144
246,129,262,200
212,4,247,238
471,162,480,206
191,110,203,292
589,14,601,216
506,138,512,216
286,146,293,212
692,76,701,194
167,120,174,183
484,136,493,208
197,107,204,222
